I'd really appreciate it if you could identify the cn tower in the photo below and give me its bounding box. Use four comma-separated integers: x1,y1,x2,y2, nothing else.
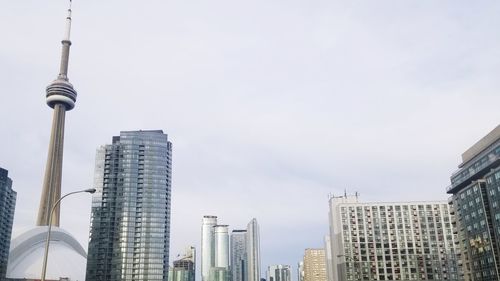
37,2,78,227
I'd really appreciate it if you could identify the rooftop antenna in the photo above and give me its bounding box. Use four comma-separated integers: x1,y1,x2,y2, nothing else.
59,0,73,79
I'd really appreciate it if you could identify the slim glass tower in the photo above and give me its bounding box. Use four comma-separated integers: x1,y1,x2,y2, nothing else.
0,168,16,279
37,3,78,227
246,218,261,281
215,225,229,269
202,216,218,281
231,230,247,281
85,130,173,281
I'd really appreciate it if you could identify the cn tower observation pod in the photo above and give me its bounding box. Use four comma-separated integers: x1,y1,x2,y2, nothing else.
7,226,87,281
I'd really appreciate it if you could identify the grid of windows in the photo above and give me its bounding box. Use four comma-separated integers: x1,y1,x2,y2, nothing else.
86,131,172,281
336,202,460,281
0,168,16,280
447,136,500,281
451,169,500,281
303,249,326,281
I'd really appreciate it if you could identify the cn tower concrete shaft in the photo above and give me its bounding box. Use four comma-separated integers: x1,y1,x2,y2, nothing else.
36,6,77,227
37,104,66,226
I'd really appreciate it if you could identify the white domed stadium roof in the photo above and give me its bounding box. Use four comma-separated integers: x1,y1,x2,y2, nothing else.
7,226,87,281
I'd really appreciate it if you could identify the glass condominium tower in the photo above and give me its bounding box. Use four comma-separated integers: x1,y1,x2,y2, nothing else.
0,167,16,280
446,125,500,281
86,130,173,281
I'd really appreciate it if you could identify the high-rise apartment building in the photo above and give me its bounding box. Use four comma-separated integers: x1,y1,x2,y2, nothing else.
328,194,461,281
169,246,196,281
267,265,291,281
303,249,326,281
0,168,16,279
446,125,500,281
231,230,247,281
211,225,230,281
297,261,304,281
246,218,261,281
85,130,173,281
215,225,230,268
202,216,218,281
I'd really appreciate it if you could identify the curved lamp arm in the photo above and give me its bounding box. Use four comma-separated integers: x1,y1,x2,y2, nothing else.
40,188,96,281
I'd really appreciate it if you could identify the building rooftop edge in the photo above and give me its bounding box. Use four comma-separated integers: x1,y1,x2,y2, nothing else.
461,124,500,166
331,200,448,205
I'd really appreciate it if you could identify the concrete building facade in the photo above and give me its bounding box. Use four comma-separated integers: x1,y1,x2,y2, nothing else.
303,249,326,281
328,195,461,281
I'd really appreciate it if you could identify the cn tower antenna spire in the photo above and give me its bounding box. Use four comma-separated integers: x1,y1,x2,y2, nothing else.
37,0,78,227
58,0,73,80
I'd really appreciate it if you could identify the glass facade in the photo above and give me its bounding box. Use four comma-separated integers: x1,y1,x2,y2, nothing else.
168,246,195,281
267,265,291,281
231,230,247,281
86,130,172,281
202,216,218,281
447,127,500,281
246,218,261,281
0,167,16,280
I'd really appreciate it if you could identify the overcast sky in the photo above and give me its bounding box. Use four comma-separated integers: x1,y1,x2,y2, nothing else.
1,0,499,279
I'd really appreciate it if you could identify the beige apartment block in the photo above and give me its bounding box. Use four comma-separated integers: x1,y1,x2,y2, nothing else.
303,248,327,281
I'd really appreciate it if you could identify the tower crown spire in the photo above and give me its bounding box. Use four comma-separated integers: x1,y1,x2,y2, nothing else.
45,0,77,111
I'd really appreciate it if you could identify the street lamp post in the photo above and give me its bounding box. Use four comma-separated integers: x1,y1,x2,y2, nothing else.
40,188,96,281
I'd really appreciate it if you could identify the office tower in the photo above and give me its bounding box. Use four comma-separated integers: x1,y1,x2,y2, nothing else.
202,216,218,281
303,249,326,281
446,125,500,281
267,265,291,281
215,225,230,268
85,130,173,281
0,168,16,279
246,218,261,281
7,4,88,280
328,194,461,281
169,246,196,281
297,262,304,281
37,0,79,227
231,230,247,281
323,236,333,281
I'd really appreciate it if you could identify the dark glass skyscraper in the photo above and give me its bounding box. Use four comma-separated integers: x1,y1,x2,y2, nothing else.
86,130,173,281
0,167,16,279
231,229,247,281
447,125,500,281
